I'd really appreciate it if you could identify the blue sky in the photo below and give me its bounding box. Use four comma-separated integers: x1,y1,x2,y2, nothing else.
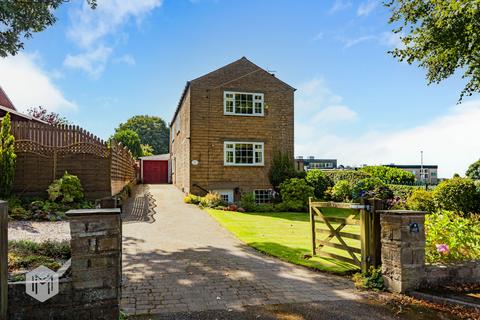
0,0,478,177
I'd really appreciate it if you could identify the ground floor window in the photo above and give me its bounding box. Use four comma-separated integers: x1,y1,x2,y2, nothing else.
224,141,264,166
254,189,272,204
213,189,234,203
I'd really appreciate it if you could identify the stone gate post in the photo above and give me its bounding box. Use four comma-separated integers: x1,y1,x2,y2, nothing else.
66,208,122,319
379,210,426,293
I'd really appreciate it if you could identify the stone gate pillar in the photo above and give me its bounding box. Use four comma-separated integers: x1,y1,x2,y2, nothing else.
380,210,426,293
66,208,122,319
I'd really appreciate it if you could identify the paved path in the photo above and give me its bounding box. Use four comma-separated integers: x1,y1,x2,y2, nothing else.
121,185,360,317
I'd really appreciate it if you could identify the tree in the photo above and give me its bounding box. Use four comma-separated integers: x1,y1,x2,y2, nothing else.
27,106,69,125
268,150,298,189
115,115,169,155
386,0,480,101
0,1,96,57
141,144,154,157
0,113,16,197
111,129,143,158
466,159,480,180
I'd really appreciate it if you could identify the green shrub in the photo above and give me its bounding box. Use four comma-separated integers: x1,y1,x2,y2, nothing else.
239,192,257,212
406,189,436,213
48,172,84,203
268,150,298,189
425,211,480,263
352,178,392,200
433,177,479,214
359,165,415,184
0,113,16,198
255,203,275,212
387,184,420,201
323,170,370,185
305,169,331,199
330,180,352,202
8,206,32,220
199,192,223,208
352,267,385,291
8,240,71,272
184,194,201,205
466,159,480,180
279,178,314,210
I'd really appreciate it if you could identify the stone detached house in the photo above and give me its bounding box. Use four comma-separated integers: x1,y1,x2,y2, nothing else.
170,57,295,203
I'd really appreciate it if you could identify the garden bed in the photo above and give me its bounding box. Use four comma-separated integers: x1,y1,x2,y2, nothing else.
206,208,360,274
8,239,71,282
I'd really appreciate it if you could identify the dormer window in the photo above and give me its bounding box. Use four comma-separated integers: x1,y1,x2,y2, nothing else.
224,91,264,116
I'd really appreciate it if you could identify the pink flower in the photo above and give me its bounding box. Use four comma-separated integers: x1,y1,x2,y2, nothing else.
436,244,450,254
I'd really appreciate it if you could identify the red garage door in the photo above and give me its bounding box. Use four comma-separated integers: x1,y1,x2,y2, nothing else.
143,160,168,184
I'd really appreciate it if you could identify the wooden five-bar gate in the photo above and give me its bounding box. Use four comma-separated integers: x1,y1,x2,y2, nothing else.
309,198,384,272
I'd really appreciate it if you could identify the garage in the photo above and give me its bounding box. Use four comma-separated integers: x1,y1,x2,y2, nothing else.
140,154,170,184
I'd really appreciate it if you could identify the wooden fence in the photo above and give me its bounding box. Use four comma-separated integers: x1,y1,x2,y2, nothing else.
10,121,136,199
309,198,384,272
0,201,7,319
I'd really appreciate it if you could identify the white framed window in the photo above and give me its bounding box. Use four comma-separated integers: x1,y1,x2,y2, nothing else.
254,189,272,204
224,141,264,166
213,189,234,203
224,91,264,116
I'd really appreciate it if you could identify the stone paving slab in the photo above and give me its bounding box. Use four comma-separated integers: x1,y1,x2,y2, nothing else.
121,185,360,316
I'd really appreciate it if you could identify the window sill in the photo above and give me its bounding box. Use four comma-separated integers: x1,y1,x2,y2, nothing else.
223,113,264,117
224,164,265,167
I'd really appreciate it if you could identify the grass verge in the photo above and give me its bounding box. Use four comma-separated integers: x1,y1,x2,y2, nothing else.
206,208,361,274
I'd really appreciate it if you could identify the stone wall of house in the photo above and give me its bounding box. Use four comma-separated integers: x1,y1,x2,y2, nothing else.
7,208,122,320
170,87,191,193
187,58,295,198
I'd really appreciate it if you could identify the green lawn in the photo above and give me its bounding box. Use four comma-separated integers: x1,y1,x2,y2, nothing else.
206,208,361,274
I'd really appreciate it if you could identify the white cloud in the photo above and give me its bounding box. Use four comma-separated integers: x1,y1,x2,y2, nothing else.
295,78,343,112
295,99,480,178
295,78,358,155
64,46,113,78
0,52,76,112
357,0,378,16
343,35,376,48
67,0,162,49
329,0,352,14
65,0,162,77
379,31,404,49
311,105,357,124
114,54,136,66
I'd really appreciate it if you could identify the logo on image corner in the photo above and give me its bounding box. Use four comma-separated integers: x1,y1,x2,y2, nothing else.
25,265,59,302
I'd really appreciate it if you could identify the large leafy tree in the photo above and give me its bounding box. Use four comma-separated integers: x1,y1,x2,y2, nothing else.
0,0,96,57
466,159,480,180
111,129,143,159
115,115,169,155
0,113,16,197
27,106,69,125
386,0,480,101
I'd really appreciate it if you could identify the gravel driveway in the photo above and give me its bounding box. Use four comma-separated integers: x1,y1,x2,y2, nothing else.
8,221,70,242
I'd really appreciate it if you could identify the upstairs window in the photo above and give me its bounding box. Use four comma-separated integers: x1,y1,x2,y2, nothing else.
224,91,264,116
224,142,264,166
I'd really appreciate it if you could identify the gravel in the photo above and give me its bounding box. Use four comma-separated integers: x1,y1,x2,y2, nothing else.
8,221,70,242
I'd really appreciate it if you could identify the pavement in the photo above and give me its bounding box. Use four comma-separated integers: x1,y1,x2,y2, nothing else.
121,185,361,317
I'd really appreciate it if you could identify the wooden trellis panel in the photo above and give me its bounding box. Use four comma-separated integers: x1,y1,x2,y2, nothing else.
10,120,136,199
